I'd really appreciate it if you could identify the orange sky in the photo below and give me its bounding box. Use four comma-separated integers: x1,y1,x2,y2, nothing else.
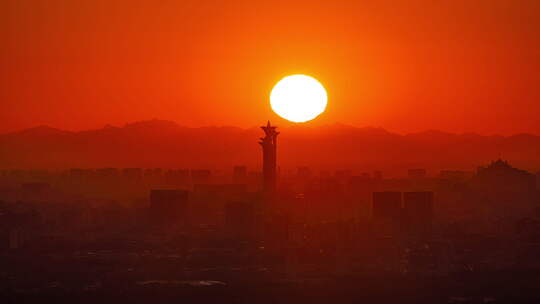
1,0,539,134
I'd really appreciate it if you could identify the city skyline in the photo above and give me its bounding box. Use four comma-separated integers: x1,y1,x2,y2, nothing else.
2,1,540,303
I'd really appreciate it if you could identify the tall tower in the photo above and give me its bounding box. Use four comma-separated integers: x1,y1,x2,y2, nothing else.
260,121,279,196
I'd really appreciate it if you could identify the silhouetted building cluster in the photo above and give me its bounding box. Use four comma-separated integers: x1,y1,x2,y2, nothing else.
372,191,434,236
0,124,540,302
150,189,189,227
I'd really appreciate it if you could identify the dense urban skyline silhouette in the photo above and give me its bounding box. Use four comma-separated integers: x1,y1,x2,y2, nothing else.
2,0,540,303
1,120,539,303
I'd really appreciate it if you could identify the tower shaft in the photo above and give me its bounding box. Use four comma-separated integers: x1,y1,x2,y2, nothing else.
260,121,279,196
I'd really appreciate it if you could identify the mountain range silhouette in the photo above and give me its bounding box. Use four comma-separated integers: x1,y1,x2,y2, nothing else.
1,119,539,175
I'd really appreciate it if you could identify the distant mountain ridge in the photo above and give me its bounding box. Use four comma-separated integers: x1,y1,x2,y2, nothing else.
1,120,540,175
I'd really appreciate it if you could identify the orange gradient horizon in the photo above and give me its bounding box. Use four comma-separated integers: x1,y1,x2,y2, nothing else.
1,0,540,135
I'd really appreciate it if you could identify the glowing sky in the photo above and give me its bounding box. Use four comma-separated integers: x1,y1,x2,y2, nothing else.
1,0,539,134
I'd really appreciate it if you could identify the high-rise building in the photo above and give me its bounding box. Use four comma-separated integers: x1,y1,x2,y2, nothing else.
259,121,279,196
403,191,434,235
472,159,535,192
471,160,536,218
372,191,402,219
372,192,404,237
264,214,290,248
225,201,255,240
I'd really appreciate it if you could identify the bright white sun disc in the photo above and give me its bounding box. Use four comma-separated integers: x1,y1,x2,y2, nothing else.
270,74,327,123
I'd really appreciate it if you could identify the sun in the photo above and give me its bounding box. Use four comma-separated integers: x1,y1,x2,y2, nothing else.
270,74,327,123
